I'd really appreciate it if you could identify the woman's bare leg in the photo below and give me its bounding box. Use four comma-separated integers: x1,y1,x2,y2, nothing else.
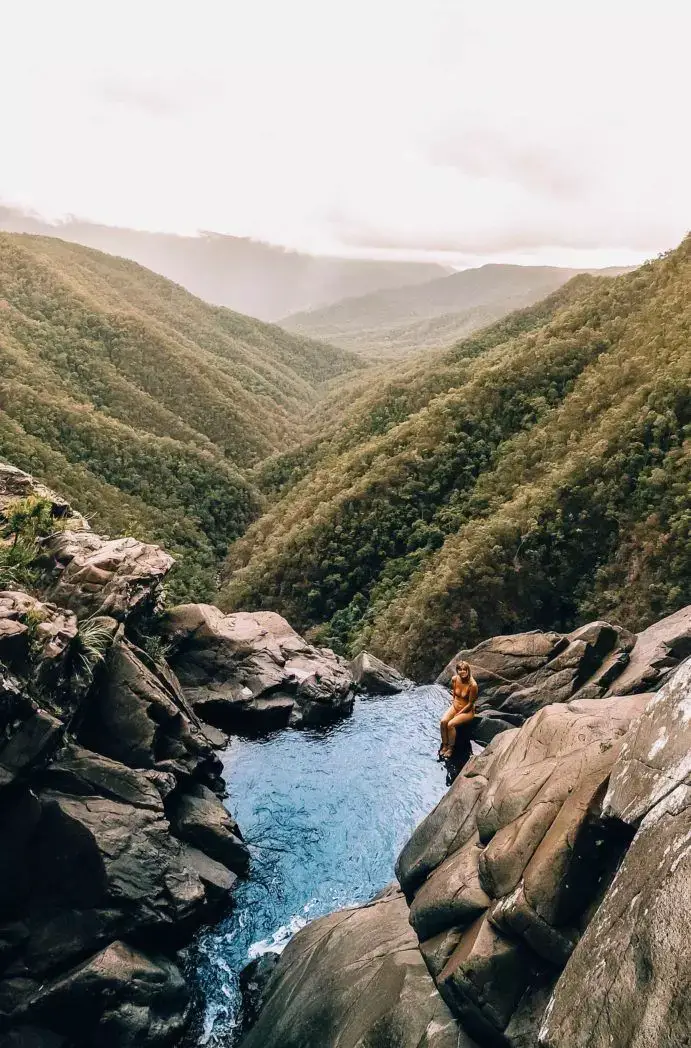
439,707,455,755
446,710,474,753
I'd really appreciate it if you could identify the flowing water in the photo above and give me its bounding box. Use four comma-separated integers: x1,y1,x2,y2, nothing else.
187,685,457,1046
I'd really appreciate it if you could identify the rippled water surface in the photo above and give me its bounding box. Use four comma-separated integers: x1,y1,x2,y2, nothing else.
188,685,452,1045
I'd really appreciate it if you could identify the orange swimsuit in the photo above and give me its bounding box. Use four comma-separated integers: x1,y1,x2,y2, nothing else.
451,677,477,714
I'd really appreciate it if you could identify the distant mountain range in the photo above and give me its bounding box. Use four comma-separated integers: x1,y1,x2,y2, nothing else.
282,263,634,356
0,206,448,321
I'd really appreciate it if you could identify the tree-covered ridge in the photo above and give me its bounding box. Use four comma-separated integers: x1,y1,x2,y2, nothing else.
0,233,363,600
221,238,690,678
282,262,631,357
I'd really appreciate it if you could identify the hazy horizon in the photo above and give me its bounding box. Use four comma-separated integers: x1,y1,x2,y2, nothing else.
3,0,690,270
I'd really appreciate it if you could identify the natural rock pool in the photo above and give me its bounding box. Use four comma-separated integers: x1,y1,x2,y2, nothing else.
185,685,453,1045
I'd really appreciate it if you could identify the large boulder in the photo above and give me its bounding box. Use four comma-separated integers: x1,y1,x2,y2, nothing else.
7,940,188,1047
169,783,250,876
606,603,691,696
43,531,173,622
540,657,691,1048
396,693,648,1046
350,650,409,695
6,785,209,978
436,631,566,689
78,638,222,784
163,604,354,729
240,888,468,1048
437,622,637,750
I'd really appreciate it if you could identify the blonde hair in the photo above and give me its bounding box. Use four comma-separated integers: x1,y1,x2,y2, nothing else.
455,660,477,688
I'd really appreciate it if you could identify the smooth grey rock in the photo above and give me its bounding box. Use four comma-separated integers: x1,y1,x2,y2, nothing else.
539,785,691,1048
437,631,565,689
396,731,516,897
607,604,691,696
396,693,647,1043
350,650,409,694
604,657,691,825
240,890,468,1048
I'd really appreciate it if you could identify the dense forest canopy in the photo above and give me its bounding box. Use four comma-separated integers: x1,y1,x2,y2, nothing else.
221,237,691,678
0,233,363,600
2,231,688,678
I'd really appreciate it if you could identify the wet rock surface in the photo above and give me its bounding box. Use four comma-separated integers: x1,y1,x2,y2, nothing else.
163,604,354,730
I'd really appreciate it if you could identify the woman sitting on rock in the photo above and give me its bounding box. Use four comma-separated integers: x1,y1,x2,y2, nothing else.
439,660,478,759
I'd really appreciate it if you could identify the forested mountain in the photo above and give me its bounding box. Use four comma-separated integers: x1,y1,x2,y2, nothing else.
221,237,691,678
0,233,363,599
0,206,448,321
282,262,632,356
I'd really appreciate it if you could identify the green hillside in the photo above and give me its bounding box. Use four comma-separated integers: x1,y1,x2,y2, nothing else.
282,263,631,357
221,239,691,678
0,233,363,600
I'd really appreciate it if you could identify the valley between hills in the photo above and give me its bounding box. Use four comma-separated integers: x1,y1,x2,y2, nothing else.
0,225,689,1048
1,229,688,670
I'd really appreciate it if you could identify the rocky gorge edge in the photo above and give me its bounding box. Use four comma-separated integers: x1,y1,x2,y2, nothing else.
0,462,356,1048
240,629,691,1046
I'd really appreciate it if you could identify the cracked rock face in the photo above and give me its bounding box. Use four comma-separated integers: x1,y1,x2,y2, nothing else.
435,615,691,756
163,604,354,730
43,532,174,622
540,657,691,1048
395,694,647,1046
239,888,468,1048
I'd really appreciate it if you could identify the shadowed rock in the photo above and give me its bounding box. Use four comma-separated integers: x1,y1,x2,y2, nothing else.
8,940,188,1047
78,638,222,784
169,783,250,876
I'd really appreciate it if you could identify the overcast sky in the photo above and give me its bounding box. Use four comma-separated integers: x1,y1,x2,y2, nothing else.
3,0,689,267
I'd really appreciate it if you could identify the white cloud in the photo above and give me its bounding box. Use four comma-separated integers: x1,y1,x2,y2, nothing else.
1,0,689,265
